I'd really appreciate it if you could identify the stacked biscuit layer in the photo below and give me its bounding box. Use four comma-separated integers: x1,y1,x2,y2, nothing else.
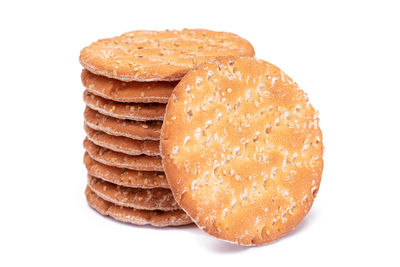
81,70,194,226
80,29,255,227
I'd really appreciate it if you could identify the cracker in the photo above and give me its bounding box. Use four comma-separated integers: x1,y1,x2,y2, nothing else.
84,124,160,156
84,152,169,189
88,175,179,211
80,29,255,82
84,107,161,140
85,186,192,227
84,138,162,171
161,57,323,245
83,90,166,121
82,69,175,103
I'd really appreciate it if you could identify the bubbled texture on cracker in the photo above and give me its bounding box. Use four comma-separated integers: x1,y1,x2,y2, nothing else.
161,57,323,245
80,29,255,82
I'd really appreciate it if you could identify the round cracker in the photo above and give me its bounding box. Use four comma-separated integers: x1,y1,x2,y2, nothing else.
84,107,161,140
84,138,163,171
84,152,169,189
80,29,255,82
161,57,323,245
85,186,192,227
83,90,166,121
87,175,179,211
84,124,160,156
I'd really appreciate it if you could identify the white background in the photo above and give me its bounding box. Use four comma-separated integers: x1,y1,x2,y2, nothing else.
1,0,399,266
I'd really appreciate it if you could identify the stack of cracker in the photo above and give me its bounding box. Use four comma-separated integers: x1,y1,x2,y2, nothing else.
79,29,255,227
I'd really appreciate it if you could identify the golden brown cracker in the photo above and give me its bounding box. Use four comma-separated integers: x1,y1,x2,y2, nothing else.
161,57,323,245
84,152,169,189
84,124,160,156
80,29,255,82
84,106,161,140
85,186,192,227
87,175,179,211
82,69,176,103
83,90,166,121
84,138,162,171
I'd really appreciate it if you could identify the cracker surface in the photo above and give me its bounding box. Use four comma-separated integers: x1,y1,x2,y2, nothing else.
161,57,323,245
80,29,254,82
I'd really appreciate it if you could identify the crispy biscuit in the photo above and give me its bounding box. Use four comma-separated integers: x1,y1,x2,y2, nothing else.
161,57,323,245
80,29,255,82
84,124,160,156
83,90,166,121
84,107,161,140
88,175,179,211
82,69,176,103
85,186,192,227
84,152,169,189
84,138,163,171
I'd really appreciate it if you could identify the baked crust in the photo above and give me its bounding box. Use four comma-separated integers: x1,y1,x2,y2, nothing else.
161,57,323,245
80,29,254,82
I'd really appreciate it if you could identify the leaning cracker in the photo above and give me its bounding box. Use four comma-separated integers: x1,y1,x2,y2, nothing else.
84,124,160,156
82,69,176,103
84,107,161,140
161,57,323,245
83,90,166,121
84,138,162,171
80,29,254,82
85,186,192,227
84,152,169,189
88,175,179,211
